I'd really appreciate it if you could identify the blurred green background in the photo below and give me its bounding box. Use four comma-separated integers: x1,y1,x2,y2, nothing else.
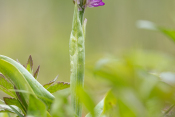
0,0,175,98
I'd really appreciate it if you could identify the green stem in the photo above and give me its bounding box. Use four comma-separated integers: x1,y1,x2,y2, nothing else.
79,0,85,24
70,1,85,117
164,104,175,116
79,9,85,24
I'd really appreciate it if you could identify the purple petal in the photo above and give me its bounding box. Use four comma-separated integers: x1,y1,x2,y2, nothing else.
91,0,102,2
90,2,105,7
86,0,105,8
98,2,105,6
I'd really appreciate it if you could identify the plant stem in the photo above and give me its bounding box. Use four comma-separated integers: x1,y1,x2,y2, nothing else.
164,104,175,116
79,0,85,24
70,1,85,116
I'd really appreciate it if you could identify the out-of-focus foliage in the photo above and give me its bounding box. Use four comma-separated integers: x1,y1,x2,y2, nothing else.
89,50,175,117
138,20,175,43
50,89,74,117
52,50,175,117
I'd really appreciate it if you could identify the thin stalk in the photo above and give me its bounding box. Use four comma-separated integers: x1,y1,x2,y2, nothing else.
79,0,85,24
164,104,175,116
70,1,85,117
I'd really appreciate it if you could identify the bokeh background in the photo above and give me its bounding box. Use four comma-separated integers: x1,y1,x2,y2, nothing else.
0,0,175,99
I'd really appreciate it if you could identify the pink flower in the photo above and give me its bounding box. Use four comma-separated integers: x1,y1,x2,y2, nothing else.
86,0,105,8
73,0,105,8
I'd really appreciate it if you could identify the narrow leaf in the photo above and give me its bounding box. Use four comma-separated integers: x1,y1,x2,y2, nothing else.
50,89,74,117
0,104,21,114
158,28,175,42
137,20,175,43
76,87,95,117
0,74,16,97
3,97,26,115
27,95,47,117
33,65,40,79
9,105,24,117
43,75,59,89
26,55,33,74
14,86,27,109
47,111,52,117
47,82,70,94
102,90,117,115
85,99,104,117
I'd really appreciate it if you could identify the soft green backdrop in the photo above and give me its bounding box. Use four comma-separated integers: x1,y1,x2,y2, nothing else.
0,0,175,98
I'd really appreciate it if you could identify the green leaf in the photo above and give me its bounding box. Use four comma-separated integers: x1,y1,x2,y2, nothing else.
0,55,54,108
85,98,104,117
50,89,74,117
0,108,13,113
47,82,70,94
119,89,146,117
158,28,175,42
76,87,95,117
33,65,40,79
13,86,28,109
0,104,21,114
102,90,117,116
9,105,24,117
46,111,52,117
43,75,58,89
27,95,47,117
3,97,26,115
137,20,175,43
0,113,9,117
0,74,16,97
26,55,33,74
